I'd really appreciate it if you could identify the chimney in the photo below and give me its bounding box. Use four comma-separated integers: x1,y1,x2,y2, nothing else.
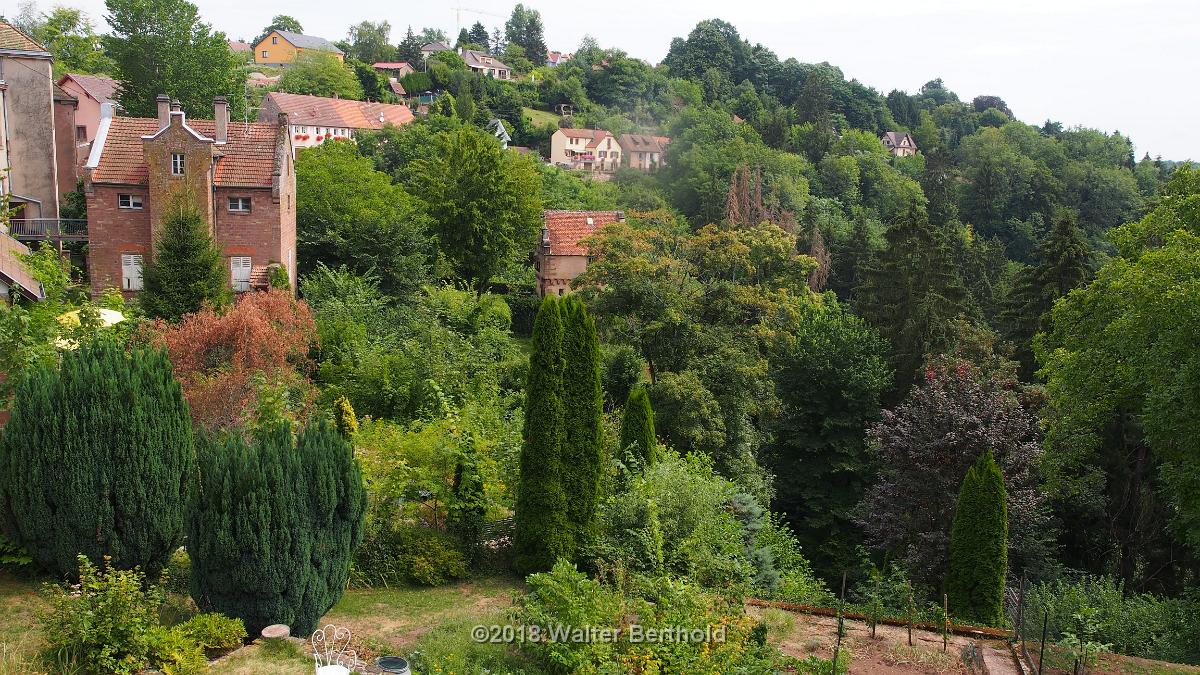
156,94,170,129
170,99,182,115
214,96,228,144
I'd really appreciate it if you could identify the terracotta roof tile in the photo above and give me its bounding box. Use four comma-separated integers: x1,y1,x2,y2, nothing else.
0,232,43,301
0,20,47,53
262,92,414,130
559,128,602,139
617,133,670,154
59,73,119,103
91,116,282,187
372,61,412,69
543,210,625,256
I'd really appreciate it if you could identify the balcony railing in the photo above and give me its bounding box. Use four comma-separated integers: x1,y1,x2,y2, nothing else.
7,219,89,241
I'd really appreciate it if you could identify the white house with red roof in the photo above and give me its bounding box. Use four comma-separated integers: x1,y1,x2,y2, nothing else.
536,210,626,296
258,92,415,149
549,128,623,173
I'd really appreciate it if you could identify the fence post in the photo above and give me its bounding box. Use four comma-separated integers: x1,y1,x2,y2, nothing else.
943,593,949,653
1037,610,1048,675
1015,571,1026,643
907,581,915,647
833,570,847,674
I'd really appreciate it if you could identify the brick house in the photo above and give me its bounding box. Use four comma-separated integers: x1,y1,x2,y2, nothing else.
83,95,296,297
536,210,625,296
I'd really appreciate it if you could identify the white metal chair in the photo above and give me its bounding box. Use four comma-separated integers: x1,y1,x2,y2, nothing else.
312,624,356,675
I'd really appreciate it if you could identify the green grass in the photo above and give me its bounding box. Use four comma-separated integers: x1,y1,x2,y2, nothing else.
523,107,560,128
0,571,50,674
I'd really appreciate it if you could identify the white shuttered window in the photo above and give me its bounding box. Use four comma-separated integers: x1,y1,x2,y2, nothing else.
231,256,252,292
121,254,143,291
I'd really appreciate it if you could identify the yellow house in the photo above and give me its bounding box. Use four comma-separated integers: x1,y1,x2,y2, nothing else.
253,30,344,67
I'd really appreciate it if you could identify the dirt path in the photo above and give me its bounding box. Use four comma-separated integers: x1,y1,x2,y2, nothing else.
981,643,1021,675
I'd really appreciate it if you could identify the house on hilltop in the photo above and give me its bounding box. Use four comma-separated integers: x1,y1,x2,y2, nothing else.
253,30,343,67
421,41,452,59
549,128,623,173
881,131,918,157
258,92,414,149
83,95,297,297
618,133,669,172
461,49,512,79
536,210,626,296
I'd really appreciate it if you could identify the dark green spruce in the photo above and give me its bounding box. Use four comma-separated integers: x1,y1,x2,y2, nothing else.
619,387,658,469
560,296,605,547
188,419,365,636
140,196,231,322
0,344,194,578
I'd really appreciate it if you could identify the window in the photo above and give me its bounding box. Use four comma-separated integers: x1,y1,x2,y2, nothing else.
171,153,185,176
118,193,143,209
557,288,564,296
228,196,251,213
230,256,252,292
261,50,269,59
598,151,607,158
271,36,278,44
75,125,87,142
121,254,143,291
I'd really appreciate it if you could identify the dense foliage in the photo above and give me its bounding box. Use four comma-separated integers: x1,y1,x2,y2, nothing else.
188,420,366,636
619,387,657,468
140,198,230,323
0,345,193,578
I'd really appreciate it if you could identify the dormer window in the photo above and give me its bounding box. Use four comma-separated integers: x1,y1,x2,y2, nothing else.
171,153,185,176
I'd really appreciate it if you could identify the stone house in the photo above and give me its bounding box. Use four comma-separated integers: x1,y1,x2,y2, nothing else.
536,210,626,296
881,131,918,157
253,30,343,67
84,95,297,297
258,92,414,150
549,129,623,173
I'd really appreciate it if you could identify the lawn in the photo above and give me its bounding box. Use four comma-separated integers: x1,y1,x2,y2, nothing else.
523,107,560,128
0,570,527,675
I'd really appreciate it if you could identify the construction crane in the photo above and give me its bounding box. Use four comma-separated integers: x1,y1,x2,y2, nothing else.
453,4,506,35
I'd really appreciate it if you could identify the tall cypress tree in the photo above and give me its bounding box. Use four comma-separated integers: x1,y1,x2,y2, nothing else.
513,296,572,574
620,387,658,469
0,344,194,578
1001,213,1091,379
947,450,1009,626
856,205,974,402
560,297,604,546
141,197,231,322
189,420,365,636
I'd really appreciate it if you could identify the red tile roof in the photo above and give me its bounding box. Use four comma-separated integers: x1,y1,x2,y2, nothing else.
543,210,625,256
58,73,119,104
372,61,412,69
0,20,47,53
0,232,44,301
228,39,252,52
618,133,669,154
262,92,414,130
558,128,603,139
91,116,282,187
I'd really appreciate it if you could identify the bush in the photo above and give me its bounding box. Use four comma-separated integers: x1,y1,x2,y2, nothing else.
174,613,247,652
41,555,163,674
351,525,469,587
0,345,194,578
189,420,366,636
163,548,192,596
1024,576,1200,664
146,626,208,675
602,343,643,409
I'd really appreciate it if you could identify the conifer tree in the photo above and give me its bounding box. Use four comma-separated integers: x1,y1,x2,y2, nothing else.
1001,213,1091,378
513,296,572,574
560,297,604,546
856,205,974,401
188,420,365,636
620,387,658,468
140,197,230,322
947,450,1009,626
0,344,193,578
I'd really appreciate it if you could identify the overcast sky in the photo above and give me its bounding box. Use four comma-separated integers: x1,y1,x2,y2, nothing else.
47,0,1200,160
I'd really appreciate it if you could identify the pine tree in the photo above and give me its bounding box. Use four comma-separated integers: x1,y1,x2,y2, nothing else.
1001,213,1091,378
946,450,1009,626
560,296,604,547
188,419,365,636
856,205,974,402
0,345,194,578
397,26,422,64
467,21,490,50
140,197,230,322
513,296,573,574
620,387,658,469
456,27,470,48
